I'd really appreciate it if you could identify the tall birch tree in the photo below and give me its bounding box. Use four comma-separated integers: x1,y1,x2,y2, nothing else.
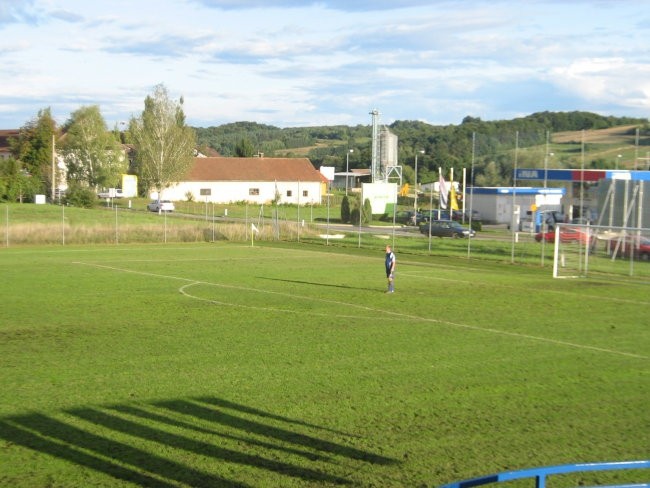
129,84,196,197
61,105,126,189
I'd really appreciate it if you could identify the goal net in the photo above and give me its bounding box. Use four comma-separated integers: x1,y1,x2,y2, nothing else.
553,223,650,280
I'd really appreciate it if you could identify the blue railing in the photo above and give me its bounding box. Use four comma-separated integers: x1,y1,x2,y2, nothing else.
440,460,650,488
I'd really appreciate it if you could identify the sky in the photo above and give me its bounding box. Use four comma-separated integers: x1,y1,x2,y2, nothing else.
1,0,649,130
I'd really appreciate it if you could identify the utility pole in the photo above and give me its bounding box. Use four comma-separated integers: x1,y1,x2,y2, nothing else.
51,134,56,203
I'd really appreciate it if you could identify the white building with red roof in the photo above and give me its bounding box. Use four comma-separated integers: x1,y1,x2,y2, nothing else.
162,156,328,205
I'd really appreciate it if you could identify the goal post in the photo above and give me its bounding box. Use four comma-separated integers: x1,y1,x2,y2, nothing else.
552,223,592,279
552,223,650,280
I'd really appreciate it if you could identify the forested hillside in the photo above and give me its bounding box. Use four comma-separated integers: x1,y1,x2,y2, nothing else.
195,112,649,186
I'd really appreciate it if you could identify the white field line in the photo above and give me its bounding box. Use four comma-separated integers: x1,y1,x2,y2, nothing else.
74,261,648,360
399,270,650,306
200,246,650,306
179,282,393,321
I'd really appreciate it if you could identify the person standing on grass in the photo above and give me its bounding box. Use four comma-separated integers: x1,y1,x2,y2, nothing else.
385,245,396,293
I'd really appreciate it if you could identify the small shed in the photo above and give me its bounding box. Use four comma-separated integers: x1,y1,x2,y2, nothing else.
468,187,565,224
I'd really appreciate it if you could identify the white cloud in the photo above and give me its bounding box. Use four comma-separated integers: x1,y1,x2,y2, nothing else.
551,58,650,110
0,0,648,129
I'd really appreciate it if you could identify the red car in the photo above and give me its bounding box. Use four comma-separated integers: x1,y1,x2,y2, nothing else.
534,227,591,244
611,236,650,261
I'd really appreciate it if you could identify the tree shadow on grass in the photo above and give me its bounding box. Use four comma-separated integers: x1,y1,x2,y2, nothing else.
0,396,399,486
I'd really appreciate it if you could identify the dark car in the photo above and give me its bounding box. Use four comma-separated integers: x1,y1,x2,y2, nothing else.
541,210,566,230
419,220,476,238
452,209,482,222
394,210,417,225
394,210,430,226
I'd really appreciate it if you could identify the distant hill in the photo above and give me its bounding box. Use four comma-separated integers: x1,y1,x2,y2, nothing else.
194,112,649,186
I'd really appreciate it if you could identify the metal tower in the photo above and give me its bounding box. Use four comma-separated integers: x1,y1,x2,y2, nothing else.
370,109,381,182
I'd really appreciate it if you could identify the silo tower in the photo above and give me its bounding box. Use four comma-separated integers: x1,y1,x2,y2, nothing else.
380,127,398,175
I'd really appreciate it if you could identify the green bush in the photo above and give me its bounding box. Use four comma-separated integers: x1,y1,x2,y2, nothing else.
362,198,372,225
64,184,96,208
340,195,351,223
350,207,361,225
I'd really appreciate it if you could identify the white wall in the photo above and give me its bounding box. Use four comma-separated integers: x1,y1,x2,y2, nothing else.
162,180,322,205
362,182,398,214
470,192,563,224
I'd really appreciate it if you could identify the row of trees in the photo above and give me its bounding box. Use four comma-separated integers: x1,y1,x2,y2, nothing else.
0,84,196,205
195,112,648,188
3,99,647,205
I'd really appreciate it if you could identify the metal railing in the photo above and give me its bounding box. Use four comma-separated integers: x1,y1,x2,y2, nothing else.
440,460,650,488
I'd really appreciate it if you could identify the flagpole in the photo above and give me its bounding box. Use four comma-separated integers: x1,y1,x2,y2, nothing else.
450,167,453,218
428,175,434,252
462,168,467,223
467,132,476,259
437,167,442,219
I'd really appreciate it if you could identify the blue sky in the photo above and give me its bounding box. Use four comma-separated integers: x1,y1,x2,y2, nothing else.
1,0,648,129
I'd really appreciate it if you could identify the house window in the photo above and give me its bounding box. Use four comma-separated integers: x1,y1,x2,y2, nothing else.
249,188,259,196
286,190,292,197
302,190,308,197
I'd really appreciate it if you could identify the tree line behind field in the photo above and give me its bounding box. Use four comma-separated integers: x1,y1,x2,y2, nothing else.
1,85,195,206
2,101,648,206
196,112,649,187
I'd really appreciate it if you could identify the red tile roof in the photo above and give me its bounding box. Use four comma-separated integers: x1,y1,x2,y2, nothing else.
187,157,327,182
0,129,19,149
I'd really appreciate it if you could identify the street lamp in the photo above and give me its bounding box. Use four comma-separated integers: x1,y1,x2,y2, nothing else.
616,154,622,169
414,150,424,213
345,149,354,196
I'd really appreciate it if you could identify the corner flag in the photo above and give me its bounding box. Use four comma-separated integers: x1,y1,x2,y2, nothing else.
251,223,259,234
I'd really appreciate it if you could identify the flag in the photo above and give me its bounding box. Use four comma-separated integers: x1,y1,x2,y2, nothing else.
450,184,459,211
251,223,259,234
438,173,448,209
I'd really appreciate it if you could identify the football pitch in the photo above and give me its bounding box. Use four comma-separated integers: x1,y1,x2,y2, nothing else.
0,242,648,487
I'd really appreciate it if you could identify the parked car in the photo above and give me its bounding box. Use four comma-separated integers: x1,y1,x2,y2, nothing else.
452,209,482,222
394,210,418,225
418,209,482,224
627,237,650,261
534,226,591,244
570,217,592,225
428,210,450,221
147,200,175,212
392,210,430,226
419,220,475,238
607,236,650,261
541,210,567,230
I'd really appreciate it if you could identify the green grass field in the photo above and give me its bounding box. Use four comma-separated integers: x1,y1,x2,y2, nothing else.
0,242,648,487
